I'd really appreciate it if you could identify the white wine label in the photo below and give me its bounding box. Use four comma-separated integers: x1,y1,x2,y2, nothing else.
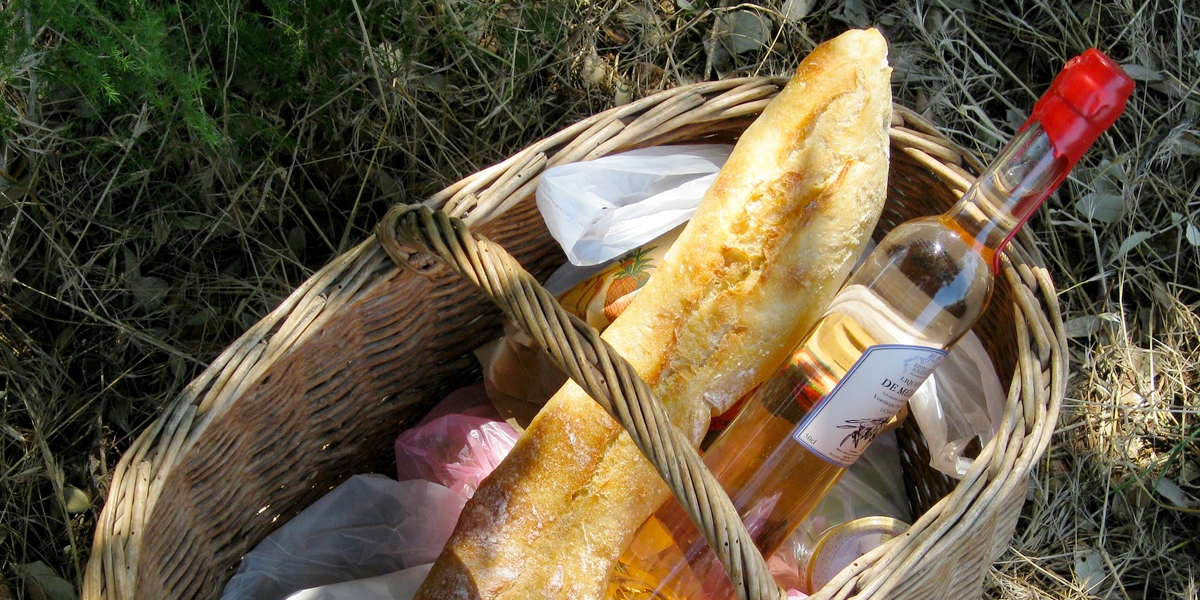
792,344,946,468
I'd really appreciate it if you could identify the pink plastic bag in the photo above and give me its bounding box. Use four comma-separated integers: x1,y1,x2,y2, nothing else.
395,384,519,500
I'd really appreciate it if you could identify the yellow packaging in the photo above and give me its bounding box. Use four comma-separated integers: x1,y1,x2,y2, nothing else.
556,225,683,330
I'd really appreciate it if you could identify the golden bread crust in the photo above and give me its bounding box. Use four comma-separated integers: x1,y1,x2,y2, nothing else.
417,27,893,600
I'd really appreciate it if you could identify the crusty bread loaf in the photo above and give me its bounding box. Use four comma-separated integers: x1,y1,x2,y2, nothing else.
416,28,893,599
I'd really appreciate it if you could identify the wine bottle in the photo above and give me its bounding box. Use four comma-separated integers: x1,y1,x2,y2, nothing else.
606,49,1134,600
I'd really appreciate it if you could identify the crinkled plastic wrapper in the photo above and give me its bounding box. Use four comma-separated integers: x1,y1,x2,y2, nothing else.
220,475,465,600
537,144,731,265
222,386,520,600
394,384,518,499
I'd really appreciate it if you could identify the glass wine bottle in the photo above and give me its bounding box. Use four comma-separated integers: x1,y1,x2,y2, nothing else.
606,49,1134,600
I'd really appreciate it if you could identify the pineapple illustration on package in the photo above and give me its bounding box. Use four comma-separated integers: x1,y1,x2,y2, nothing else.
557,225,684,331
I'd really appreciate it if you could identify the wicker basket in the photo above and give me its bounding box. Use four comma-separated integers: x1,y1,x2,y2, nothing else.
84,77,1066,600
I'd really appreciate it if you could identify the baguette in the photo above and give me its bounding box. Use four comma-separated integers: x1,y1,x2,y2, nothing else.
417,28,893,599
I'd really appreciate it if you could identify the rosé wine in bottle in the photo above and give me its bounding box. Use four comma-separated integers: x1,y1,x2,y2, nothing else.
607,49,1134,600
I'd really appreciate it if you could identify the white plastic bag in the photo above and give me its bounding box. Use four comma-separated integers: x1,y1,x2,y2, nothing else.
283,564,432,600
908,331,1006,478
222,384,523,600
536,144,732,265
220,475,465,600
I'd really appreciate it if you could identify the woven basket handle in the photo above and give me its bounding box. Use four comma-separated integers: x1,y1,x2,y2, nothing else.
378,204,786,600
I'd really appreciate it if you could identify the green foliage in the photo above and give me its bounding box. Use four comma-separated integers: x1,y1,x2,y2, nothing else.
1,0,382,152
0,6,28,136
9,0,211,144
0,0,591,160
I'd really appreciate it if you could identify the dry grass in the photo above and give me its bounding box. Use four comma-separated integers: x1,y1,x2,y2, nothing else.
1,0,1197,598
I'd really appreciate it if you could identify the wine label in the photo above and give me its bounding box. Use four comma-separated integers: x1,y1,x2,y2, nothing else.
792,344,946,468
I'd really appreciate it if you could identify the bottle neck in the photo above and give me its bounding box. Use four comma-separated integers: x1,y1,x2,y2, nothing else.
943,124,1070,273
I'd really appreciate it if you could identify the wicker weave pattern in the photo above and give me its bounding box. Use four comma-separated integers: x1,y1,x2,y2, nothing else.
84,77,1065,600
